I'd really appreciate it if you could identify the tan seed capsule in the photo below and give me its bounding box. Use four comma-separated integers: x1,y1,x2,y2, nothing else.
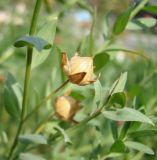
54,96,81,121
62,52,99,86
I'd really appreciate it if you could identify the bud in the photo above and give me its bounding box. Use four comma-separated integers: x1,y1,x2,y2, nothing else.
62,52,99,86
54,96,81,121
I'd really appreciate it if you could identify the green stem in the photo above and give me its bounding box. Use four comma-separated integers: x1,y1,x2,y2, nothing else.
23,79,69,123
7,0,42,159
11,80,69,160
89,8,96,56
130,0,149,20
49,76,119,143
49,107,101,143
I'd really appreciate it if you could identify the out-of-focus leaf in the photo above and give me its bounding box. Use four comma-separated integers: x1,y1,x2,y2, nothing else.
103,153,122,159
126,21,142,30
138,17,157,27
19,153,46,160
119,122,131,140
109,92,126,108
109,72,127,95
94,80,102,105
110,140,125,153
125,141,154,155
128,129,157,138
93,52,110,72
14,36,51,51
31,17,57,69
103,107,154,125
0,47,15,64
143,6,157,15
113,8,132,35
4,73,23,120
54,126,72,144
127,17,157,30
19,134,47,145
70,91,85,101
110,121,118,140
0,131,8,144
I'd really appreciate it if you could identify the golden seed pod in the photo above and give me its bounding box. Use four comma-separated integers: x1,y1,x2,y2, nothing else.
54,96,81,121
62,52,99,86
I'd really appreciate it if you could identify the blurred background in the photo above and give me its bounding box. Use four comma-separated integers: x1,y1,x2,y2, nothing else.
1,0,157,160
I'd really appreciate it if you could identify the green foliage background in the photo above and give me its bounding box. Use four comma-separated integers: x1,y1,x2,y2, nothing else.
0,0,157,160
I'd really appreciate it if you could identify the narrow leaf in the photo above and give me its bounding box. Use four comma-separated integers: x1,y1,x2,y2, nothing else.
19,134,47,145
93,52,110,72
125,141,154,155
128,129,157,138
109,72,127,95
54,126,72,144
110,140,125,153
137,17,157,28
143,6,157,15
94,80,102,104
110,121,118,140
113,8,132,35
103,107,154,125
103,153,122,159
4,73,23,119
14,36,51,51
109,92,126,108
32,18,57,69
19,153,46,160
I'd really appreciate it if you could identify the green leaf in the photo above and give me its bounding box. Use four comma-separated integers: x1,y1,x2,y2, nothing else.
137,17,157,28
109,92,126,108
126,21,142,30
143,6,157,15
109,72,127,95
93,52,110,72
54,126,72,144
125,141,154,155
110,121,118,140
113,8,132,35
128,129,157,138
94,80,102,105
103,107,154,125
103,153,122,160
19,134,47,145
70,91,85,101
119,122,131,140
0,47,15,64
19,153,46,160
4,73,23,119
31,18,57,69
14,36,51,51
127,17,157,30
110,140,125,153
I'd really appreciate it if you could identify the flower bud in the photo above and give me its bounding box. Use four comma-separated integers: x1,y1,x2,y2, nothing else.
62,52,98,85
54,96,81,121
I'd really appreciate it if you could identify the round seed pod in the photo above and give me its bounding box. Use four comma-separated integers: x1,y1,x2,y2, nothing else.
54,96,81,121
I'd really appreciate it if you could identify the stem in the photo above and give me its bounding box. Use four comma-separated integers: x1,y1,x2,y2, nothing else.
11,80,69,159
89,8,96,56
7,0,42,159
23,79,69,122
130,0,149,20
34,114,54,133
49,75,120,143
49,106,102,143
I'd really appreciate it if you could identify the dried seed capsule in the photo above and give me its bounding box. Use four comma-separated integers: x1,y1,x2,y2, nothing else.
54,96,81,121
62,52,99,85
